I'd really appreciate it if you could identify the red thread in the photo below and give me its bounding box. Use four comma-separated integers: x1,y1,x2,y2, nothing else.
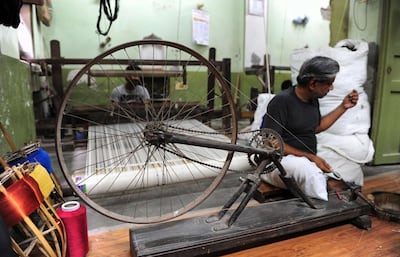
0,175,43,227
57,204,89,257
336,190,343,200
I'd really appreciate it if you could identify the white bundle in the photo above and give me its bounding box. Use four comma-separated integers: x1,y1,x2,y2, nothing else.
250,93,275,132
291,39,368,97
319,91,371,135
290,39,371,136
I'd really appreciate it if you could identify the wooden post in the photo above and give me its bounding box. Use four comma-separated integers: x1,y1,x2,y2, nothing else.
207,48,216,110
0,122,17,151
221,58,232,130
50,40,63,113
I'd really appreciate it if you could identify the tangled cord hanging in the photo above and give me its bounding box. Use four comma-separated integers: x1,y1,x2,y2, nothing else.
97,0,119,36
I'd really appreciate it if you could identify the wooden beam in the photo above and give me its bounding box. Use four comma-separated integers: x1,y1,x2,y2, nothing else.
50,40,63,112
23,0,44,5
88,69,183,77
130,192,371,257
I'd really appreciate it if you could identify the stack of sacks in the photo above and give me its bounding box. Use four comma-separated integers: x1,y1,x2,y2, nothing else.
238,93,276,142
290,39,375,185
250,93,275,134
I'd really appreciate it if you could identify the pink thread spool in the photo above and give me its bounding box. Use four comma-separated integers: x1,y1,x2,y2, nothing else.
57,201,89,257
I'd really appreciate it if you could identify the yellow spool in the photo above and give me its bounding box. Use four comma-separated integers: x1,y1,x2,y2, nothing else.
29,164,55,198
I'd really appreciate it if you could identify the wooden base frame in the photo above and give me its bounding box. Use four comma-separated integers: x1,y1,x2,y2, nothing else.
130,191,371,257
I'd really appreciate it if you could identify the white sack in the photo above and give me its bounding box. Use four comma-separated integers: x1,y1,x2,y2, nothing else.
319,147,364,186
291,39,371,134
251,93,275,131
317,132,374,164
317,132,375,185
291,39,369,96
319,91,371,135
319,149,364,186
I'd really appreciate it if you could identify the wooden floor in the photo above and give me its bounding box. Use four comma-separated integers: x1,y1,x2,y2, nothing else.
86,170,400,257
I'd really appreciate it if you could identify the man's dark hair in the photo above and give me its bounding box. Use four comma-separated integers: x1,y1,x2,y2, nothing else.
125,63,142,84
296,56,339,86
281,80,293,90
126,63,141,71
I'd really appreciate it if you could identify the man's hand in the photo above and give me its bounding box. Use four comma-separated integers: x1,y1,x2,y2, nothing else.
285,143,333,173
342,89,359,109
317,89,360,133
308,154,332,173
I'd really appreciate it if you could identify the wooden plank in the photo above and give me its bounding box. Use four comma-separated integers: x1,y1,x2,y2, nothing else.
23,0,44,5
87,226,132,257
88,70,183,77
224,217,400,257
84,216,400,257
130,191,371,257
239,111,254,119
363,170,400,194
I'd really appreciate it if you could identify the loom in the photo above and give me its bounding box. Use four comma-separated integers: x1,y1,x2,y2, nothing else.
72,119,252,195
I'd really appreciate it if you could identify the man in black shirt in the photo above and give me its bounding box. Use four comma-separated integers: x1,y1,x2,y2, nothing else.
261,56,358,200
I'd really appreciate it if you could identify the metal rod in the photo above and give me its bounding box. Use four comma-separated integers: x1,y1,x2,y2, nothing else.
160,131,276,156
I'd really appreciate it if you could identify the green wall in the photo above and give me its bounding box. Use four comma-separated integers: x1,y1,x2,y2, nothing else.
37,0,332,97
0,55,36,156
0,1,385,158
40,0,245,72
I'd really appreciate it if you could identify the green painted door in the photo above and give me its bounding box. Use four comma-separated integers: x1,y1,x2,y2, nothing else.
371,0,400,164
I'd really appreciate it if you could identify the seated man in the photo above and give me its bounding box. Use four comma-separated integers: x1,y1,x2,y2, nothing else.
261,56,359,201
110,64,150,104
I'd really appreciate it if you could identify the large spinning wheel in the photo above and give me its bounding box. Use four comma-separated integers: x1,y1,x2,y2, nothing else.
56,40,239,223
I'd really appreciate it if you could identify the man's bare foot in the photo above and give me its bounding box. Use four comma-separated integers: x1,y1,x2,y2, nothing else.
327,178,348,192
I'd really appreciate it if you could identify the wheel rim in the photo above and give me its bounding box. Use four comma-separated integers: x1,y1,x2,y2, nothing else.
55,40,238,223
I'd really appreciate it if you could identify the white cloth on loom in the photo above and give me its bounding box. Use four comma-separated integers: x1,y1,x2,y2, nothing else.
80,119,253,194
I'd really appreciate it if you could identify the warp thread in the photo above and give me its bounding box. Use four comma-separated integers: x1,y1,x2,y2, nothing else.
0,176,43,227
57,201,89,257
